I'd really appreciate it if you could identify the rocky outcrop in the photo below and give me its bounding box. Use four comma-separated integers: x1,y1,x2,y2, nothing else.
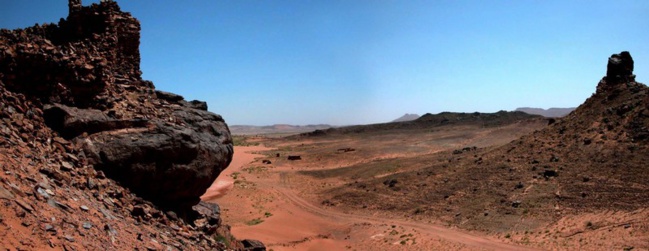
1,0,233,210
606,51,635,84
0,0,144,108
0,0,255,250
0,73,242,250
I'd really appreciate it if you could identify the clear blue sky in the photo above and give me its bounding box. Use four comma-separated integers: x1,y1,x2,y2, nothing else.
2,1,648,125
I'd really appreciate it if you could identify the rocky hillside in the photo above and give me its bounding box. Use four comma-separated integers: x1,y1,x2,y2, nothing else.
327,51,648,239
0,1,261,250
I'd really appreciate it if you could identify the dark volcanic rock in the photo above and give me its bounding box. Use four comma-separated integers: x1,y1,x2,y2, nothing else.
185,100,208,111
242,239,266,251
82,112,232,208
606,51,635,84
155,90,184,103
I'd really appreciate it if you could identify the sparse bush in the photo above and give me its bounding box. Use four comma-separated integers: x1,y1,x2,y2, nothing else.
245,218,264,226
233,136,260,146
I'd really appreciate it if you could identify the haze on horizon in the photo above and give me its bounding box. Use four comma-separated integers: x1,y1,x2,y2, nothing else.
2,0,648,126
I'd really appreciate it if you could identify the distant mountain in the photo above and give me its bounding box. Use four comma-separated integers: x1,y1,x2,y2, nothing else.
392,113,420,122
230,124,333,135
515,107,576,117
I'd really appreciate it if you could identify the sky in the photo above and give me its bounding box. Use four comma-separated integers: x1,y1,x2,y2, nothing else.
2,1,648,126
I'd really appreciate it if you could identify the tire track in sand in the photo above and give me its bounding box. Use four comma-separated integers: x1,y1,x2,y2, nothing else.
277,172,541,251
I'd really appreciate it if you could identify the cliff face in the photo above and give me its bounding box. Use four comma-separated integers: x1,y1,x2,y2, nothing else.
0,1,260,250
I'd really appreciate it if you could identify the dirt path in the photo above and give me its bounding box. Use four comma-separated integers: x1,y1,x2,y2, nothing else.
205,145,541,250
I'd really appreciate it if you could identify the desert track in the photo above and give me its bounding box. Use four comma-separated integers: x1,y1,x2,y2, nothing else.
275,171,541,251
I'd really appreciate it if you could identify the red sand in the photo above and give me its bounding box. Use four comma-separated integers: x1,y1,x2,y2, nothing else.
201,145,269,201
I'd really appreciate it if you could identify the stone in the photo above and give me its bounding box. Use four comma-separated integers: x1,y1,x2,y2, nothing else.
543,170,558,178
86,177,97,189
515,182,524,189
14,199,34,213
155,90,184,103
147,239,163,251
81,111,233,209
43,104,148,140
192,201,221,225
8,183,26,197
61,161,74,171
383,179,398,188
165,211,179,221
0,185,15,200
185,100,208,111
241,239,266,251
44,224,57,233
131,205,146,217
54,201,72,212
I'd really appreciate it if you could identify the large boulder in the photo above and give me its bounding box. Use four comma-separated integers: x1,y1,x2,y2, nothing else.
79,104,233,209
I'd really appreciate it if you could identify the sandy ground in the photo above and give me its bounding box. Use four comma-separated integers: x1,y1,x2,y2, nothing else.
201,145,540,251
201,145,270,202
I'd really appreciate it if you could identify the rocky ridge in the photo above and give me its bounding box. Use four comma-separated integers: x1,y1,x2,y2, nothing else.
301,110,543,136
0,1,261,250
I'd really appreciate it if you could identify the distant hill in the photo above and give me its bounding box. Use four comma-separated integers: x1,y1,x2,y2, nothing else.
392,113,420,122
515,107,575,117
300,111,544,137
230,124,333,135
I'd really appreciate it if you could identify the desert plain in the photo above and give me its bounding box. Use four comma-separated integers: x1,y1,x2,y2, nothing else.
202,113,649,251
